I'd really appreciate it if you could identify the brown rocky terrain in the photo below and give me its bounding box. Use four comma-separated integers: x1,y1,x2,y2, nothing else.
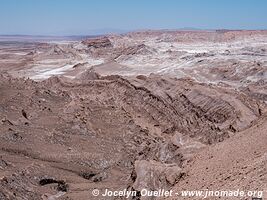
0,30,266,199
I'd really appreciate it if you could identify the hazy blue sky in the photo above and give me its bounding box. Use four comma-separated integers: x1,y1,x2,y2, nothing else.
0,0,267,35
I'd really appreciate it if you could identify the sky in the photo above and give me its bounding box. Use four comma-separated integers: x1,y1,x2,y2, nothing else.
0,0,267,35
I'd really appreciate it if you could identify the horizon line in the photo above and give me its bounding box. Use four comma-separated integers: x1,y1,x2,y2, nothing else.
1,28,267,38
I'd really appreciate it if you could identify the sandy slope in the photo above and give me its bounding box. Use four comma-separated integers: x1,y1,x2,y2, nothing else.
167,116,267,200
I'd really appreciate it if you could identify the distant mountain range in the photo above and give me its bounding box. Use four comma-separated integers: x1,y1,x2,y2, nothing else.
0,27,205,38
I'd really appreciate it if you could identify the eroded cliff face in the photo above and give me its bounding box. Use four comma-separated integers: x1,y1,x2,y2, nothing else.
0,71,265,199
0,30,266,199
